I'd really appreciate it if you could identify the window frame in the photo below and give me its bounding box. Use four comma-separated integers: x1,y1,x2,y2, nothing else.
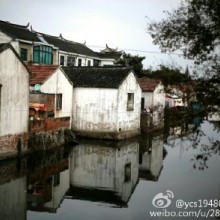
33,45,53,64
60,55,65,66
20,48,28,61
56,94,62,110
127,93,134,111
78,58,82,66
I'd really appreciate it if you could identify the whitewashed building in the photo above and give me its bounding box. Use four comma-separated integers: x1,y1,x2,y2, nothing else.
138,77,165,111
63,67,142,140
0,43,29,154
29,65,73,121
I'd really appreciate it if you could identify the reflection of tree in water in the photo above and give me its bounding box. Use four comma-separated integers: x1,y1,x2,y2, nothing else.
164,113,220,170
190,122,220,170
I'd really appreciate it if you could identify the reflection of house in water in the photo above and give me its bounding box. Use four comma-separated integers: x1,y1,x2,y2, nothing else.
67,139,139,207
0,159,27,220
139,134,164,181
27,147,70,212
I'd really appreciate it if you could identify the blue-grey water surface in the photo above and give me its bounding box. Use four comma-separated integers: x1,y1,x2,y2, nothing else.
0,119,219,220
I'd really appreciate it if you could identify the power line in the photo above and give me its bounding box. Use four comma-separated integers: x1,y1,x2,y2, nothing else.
88,45,183,56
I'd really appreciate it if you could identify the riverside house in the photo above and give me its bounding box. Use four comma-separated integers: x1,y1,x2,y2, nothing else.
0,43,29,155
28,65,73,125
63,66,142,140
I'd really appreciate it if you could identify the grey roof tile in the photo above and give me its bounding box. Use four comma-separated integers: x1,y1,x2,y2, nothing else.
62,66,132,88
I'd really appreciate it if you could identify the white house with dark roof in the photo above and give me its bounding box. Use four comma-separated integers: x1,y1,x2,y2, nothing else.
28,65,73,121
0,43,29,155
63,66,142,140
138,77,165,111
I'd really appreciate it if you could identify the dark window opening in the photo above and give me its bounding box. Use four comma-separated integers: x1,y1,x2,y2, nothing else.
93,59,101,66
127,93,134,111
124,163,131,182
78,58,82,66
67,56,75,67
56,94,62,110
53,173,60,187
141,98,145,110
20,48,27,61
60,55,65,66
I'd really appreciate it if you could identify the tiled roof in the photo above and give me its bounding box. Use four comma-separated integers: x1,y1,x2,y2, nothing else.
98,51,122,60
41,34,98,57
0,20,41,42
137,77,161,92
28,65,59,85
0,20,121,61
62,66,132,88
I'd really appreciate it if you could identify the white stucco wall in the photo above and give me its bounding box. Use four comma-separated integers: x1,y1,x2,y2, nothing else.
142,83,165,109
0,48,29,136
100,59,115,66
117,72,142,132
72,71,141,135
72,88,118,132
41,68,73,119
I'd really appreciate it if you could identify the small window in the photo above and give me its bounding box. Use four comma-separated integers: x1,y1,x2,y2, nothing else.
88,60,91,66
20,48,27,61
56,94,62,110
60,55,65,66
124,163,131,182
53,173,60,187
93,59,100,66
67,56,75,67
78,58,82,66
127,93,134,111
33,45,53,64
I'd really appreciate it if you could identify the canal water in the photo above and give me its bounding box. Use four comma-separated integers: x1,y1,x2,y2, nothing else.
0,118,219,220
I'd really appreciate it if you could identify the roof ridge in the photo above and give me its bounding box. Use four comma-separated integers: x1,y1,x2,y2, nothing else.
0,20,30,29
40,32,87,46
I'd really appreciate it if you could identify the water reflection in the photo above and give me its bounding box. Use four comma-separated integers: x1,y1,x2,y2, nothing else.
0,117,219,220
67,139,139,207
0,159,26,220
26,147,71,212
139,133,165,181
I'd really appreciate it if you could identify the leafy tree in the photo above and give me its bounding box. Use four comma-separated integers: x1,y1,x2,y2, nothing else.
142,65,191,86
115,52,145,77
147,0,220,77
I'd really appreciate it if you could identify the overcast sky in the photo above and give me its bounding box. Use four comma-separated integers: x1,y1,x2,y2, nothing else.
0,0,192,70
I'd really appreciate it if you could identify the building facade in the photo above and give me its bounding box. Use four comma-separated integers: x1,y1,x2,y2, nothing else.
0,43,29,155
63,67,142,140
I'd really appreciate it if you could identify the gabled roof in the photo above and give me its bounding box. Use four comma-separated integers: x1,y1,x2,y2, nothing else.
40,33,98,57
98,44,122,60
62,66,133,88
137,77,161,92
0,20,40,42
28,65,59,85
98,51,122,60
0,43,31,75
